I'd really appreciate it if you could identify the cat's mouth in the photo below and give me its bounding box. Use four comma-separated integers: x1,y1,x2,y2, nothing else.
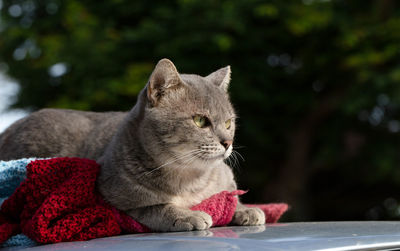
198,144,231,159
224,145,233,159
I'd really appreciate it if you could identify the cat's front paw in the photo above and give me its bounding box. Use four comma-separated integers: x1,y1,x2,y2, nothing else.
171,211,213,231
231,207,265,226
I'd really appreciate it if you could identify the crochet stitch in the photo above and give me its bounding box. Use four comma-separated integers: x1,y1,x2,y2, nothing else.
0,158,40,247
0,157,288,245
0,158,37,198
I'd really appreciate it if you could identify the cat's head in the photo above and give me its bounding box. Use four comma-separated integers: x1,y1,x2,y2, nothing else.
140,59,236,165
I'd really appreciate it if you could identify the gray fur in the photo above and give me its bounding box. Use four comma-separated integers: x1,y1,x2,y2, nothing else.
0,59,265,231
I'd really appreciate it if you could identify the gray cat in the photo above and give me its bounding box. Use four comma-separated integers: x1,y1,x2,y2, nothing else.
0,59,265,231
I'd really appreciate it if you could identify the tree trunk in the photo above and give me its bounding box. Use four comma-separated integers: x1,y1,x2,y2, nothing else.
264,90,343,220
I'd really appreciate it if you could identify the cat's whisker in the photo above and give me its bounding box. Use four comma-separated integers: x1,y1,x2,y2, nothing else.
225,152,233,168
159,150,201,167
231,152,239,170
164,151,202,177
140,149,203,177
233,149,245,162
176,152,201,168
162,149,202,165
180,154,200,171
226,150,241,171
225,155,232,168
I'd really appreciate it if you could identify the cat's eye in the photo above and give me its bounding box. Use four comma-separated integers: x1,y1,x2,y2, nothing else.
225,119,232,129
193,115,209,128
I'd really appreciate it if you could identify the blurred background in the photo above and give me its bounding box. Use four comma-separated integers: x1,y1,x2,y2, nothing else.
1,0,400,222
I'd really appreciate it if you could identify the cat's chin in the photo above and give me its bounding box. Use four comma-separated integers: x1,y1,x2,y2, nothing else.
223,152,232,159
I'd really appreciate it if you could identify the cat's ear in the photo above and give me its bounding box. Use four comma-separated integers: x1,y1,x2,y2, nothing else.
147,58,183,106
205,66,231,92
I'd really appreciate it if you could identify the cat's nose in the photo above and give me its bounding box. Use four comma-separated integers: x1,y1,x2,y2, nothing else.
220,140,233,150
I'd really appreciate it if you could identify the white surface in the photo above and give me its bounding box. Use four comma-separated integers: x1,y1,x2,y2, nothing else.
0,73,28,133
5,222,400,251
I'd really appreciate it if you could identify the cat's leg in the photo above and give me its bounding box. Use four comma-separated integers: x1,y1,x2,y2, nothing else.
127,204,213,232
221,170,265,226
230,202,265,226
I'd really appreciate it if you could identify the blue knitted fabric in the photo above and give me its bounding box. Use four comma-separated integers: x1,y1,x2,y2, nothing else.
0,158,36,198
1,234,37,248
0,158,38,248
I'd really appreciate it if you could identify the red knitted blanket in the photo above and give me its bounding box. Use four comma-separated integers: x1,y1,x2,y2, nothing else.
0,158,288,244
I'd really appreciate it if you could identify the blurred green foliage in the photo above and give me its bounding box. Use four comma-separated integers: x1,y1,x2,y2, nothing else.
1,0,400,221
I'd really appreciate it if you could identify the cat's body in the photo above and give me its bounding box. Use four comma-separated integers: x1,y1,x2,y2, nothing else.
0,59,265,231
0,109,126,160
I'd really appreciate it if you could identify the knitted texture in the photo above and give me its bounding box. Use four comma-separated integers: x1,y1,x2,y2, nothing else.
0,158,39,247
0,157,288,245
0,158,121,244
246,204,289,223
0,158,37,198
1,234,36,248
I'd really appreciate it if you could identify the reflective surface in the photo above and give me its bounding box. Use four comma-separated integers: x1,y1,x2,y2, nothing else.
6,222,400,251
